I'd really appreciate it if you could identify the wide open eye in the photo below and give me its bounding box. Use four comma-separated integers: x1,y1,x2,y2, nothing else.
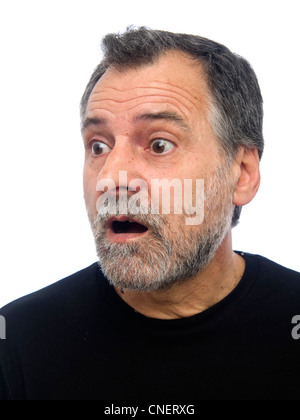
150,139,175,154
91,141,111,156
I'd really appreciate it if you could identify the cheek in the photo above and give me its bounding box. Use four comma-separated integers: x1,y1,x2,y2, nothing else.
83,165,98,217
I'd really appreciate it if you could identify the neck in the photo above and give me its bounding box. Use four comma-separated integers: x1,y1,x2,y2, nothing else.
115,232,246,320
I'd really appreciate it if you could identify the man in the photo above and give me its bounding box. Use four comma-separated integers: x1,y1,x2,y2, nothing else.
1,27,300,401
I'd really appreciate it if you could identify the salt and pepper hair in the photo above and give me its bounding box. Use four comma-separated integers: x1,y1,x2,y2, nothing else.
80,27,264,227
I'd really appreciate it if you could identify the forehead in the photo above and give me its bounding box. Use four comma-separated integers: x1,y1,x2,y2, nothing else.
85,51,211,123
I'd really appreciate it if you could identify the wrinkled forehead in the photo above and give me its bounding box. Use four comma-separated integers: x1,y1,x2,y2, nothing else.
84,51,212,126
90,52,209,103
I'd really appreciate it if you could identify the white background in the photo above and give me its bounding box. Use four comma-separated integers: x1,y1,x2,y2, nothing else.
0,0,299,307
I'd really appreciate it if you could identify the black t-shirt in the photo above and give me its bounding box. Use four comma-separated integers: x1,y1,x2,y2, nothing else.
0,252,300,400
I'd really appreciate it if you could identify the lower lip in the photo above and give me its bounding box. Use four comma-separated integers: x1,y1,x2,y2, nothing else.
106,228,149,243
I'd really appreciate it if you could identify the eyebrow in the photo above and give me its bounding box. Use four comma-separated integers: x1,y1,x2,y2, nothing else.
81,117,107,133
81,111,191,133
133,111,191,132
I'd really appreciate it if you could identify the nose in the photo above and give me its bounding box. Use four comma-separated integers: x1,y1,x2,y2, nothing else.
96,139,142,197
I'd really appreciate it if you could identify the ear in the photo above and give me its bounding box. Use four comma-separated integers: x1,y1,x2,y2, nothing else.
232,147,261,207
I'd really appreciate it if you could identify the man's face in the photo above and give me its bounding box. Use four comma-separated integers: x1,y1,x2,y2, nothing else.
82,51,235,291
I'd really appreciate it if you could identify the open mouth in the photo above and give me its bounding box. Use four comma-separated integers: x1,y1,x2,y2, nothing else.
106,216,149,242
111,220,148,234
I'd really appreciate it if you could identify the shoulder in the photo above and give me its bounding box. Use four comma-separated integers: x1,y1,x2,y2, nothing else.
0,263,102,327
239,251,300,310
245,252,300,284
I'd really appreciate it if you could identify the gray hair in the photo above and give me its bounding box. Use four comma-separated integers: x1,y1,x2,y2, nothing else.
80,26,264,227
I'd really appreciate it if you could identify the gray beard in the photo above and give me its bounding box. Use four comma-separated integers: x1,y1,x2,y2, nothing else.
89,167,234,292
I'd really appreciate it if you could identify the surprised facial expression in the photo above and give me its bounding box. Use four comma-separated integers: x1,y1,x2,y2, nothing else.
82,51,234,291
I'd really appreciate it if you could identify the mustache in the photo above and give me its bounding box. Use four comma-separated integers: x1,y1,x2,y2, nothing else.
93,195,169,238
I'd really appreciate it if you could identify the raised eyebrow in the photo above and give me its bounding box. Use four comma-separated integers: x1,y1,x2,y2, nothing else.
133,111,191,132
81,117,107,133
